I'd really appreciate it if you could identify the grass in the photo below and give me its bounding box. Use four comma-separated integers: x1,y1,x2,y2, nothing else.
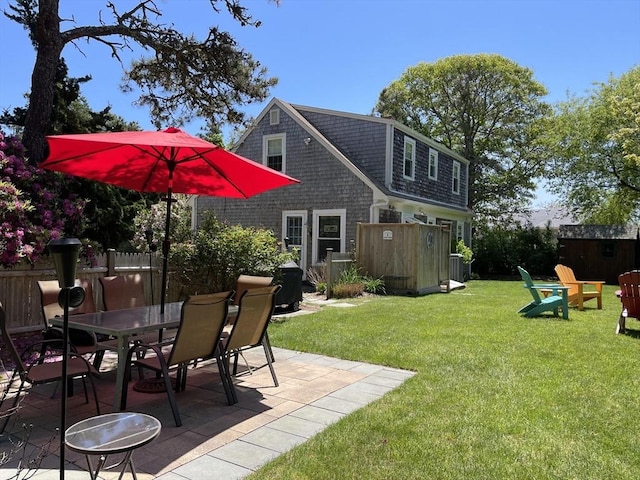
252,280,640,480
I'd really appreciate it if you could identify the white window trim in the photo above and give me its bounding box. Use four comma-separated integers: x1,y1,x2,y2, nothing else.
403,136,416,180
428,148,439,180
282,210,308,275
269,108,280,125
263,133,287,172
311,209,346,265
452,160,461,195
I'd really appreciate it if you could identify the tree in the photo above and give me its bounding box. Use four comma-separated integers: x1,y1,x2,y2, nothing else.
5,0,278,163
375,54,551,222
542,66,640,223
2,56,159,250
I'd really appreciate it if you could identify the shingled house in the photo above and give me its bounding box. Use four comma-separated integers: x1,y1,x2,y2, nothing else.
195,99,473,277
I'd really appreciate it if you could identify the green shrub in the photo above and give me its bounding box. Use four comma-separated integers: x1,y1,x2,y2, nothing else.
332,264,386,297
170,212,295,298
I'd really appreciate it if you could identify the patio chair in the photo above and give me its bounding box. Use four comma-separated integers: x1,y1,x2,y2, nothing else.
517,267,568,319
616,270,640,334
0,301,100,434
221,285,281,404
100,273,172,347
37,279,103,367
120,291,234,427
233,275,274,306
99,274,146,310
554,264,604,310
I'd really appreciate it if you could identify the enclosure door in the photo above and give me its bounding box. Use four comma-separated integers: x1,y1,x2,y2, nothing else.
282,211,307,275
312,209,346,264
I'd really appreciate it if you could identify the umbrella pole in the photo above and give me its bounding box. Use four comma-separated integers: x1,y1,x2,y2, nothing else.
160,181,173,314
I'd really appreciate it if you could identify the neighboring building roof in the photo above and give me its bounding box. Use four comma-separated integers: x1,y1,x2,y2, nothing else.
558,224,640,240
516,204,577,229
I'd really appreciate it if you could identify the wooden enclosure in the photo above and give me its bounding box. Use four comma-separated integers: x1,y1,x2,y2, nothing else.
356,223,451,295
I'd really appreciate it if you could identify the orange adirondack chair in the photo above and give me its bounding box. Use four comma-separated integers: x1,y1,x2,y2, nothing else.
616,270,640,334
554,264,604,310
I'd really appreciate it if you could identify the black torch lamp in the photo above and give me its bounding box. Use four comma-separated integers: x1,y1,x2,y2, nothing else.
47,238,84,480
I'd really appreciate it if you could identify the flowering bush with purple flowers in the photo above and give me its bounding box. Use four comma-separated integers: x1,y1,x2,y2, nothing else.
0,131,90,268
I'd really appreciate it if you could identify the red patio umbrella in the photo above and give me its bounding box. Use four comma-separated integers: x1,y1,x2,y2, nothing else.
41,127,299,311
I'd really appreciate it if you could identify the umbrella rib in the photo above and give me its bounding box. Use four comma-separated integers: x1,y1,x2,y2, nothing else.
41,144,125,166
138,145,170,191
194,149,252,199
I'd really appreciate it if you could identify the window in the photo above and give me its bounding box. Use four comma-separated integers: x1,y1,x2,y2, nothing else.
452,161,461,194
456,223,464,241
263,134,286,172
403,137,416,180
428,148,438,180
269,108,280,125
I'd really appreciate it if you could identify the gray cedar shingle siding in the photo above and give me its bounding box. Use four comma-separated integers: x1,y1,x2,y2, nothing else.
390,130,468,209
196,105,374,269
294,109,388,184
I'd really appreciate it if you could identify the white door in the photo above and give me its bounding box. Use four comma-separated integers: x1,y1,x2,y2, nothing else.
282,211,307,275
312,209,346,264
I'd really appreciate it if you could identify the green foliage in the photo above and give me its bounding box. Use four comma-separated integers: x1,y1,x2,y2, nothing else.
542,66,640,223
130,195,193,252
8,0,278,162
332,264,386,297
473,223,557,276
1,56,157,251
375,54,551,222
169,212,295,298
455,239,473,264
306,265,327,293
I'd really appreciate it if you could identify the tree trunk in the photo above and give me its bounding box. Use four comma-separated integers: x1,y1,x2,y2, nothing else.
22,0,64,164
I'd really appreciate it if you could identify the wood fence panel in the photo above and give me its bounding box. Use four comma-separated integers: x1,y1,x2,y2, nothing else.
0,251,172,332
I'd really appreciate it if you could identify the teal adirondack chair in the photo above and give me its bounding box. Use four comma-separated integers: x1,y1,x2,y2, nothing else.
517,266,569,319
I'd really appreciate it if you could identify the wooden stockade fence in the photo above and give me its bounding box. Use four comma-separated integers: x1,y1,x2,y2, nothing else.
0,249,180,333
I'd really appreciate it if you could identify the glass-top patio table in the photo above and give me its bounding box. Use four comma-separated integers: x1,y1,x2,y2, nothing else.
50,302,184,411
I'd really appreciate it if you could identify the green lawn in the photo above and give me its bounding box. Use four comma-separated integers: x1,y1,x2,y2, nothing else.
252,280,640,480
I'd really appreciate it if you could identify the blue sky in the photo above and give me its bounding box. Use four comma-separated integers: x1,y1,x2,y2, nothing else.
1,0,639,203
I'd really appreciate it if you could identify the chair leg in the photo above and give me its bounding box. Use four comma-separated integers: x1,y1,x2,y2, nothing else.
617,309,627,334
92,350,105,370
222,352,238,404
159,361,181,427
86,373,101,416
263,332,275,363
262,341,279,387
120,347,137,411
0,374,23,434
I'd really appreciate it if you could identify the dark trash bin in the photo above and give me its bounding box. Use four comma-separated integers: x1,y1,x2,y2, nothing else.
275,260,303,312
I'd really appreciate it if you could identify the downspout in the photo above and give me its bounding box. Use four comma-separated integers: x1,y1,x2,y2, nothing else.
370,199,388,223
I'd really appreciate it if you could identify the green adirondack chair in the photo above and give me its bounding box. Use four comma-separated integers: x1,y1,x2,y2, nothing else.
517,266,569,319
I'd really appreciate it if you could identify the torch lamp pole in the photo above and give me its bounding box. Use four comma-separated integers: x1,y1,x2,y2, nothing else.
47,238,83,480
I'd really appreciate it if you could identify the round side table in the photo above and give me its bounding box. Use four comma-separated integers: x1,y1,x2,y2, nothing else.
65,412,161,480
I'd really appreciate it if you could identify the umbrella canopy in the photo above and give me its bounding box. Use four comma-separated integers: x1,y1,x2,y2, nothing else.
41,127,300,311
